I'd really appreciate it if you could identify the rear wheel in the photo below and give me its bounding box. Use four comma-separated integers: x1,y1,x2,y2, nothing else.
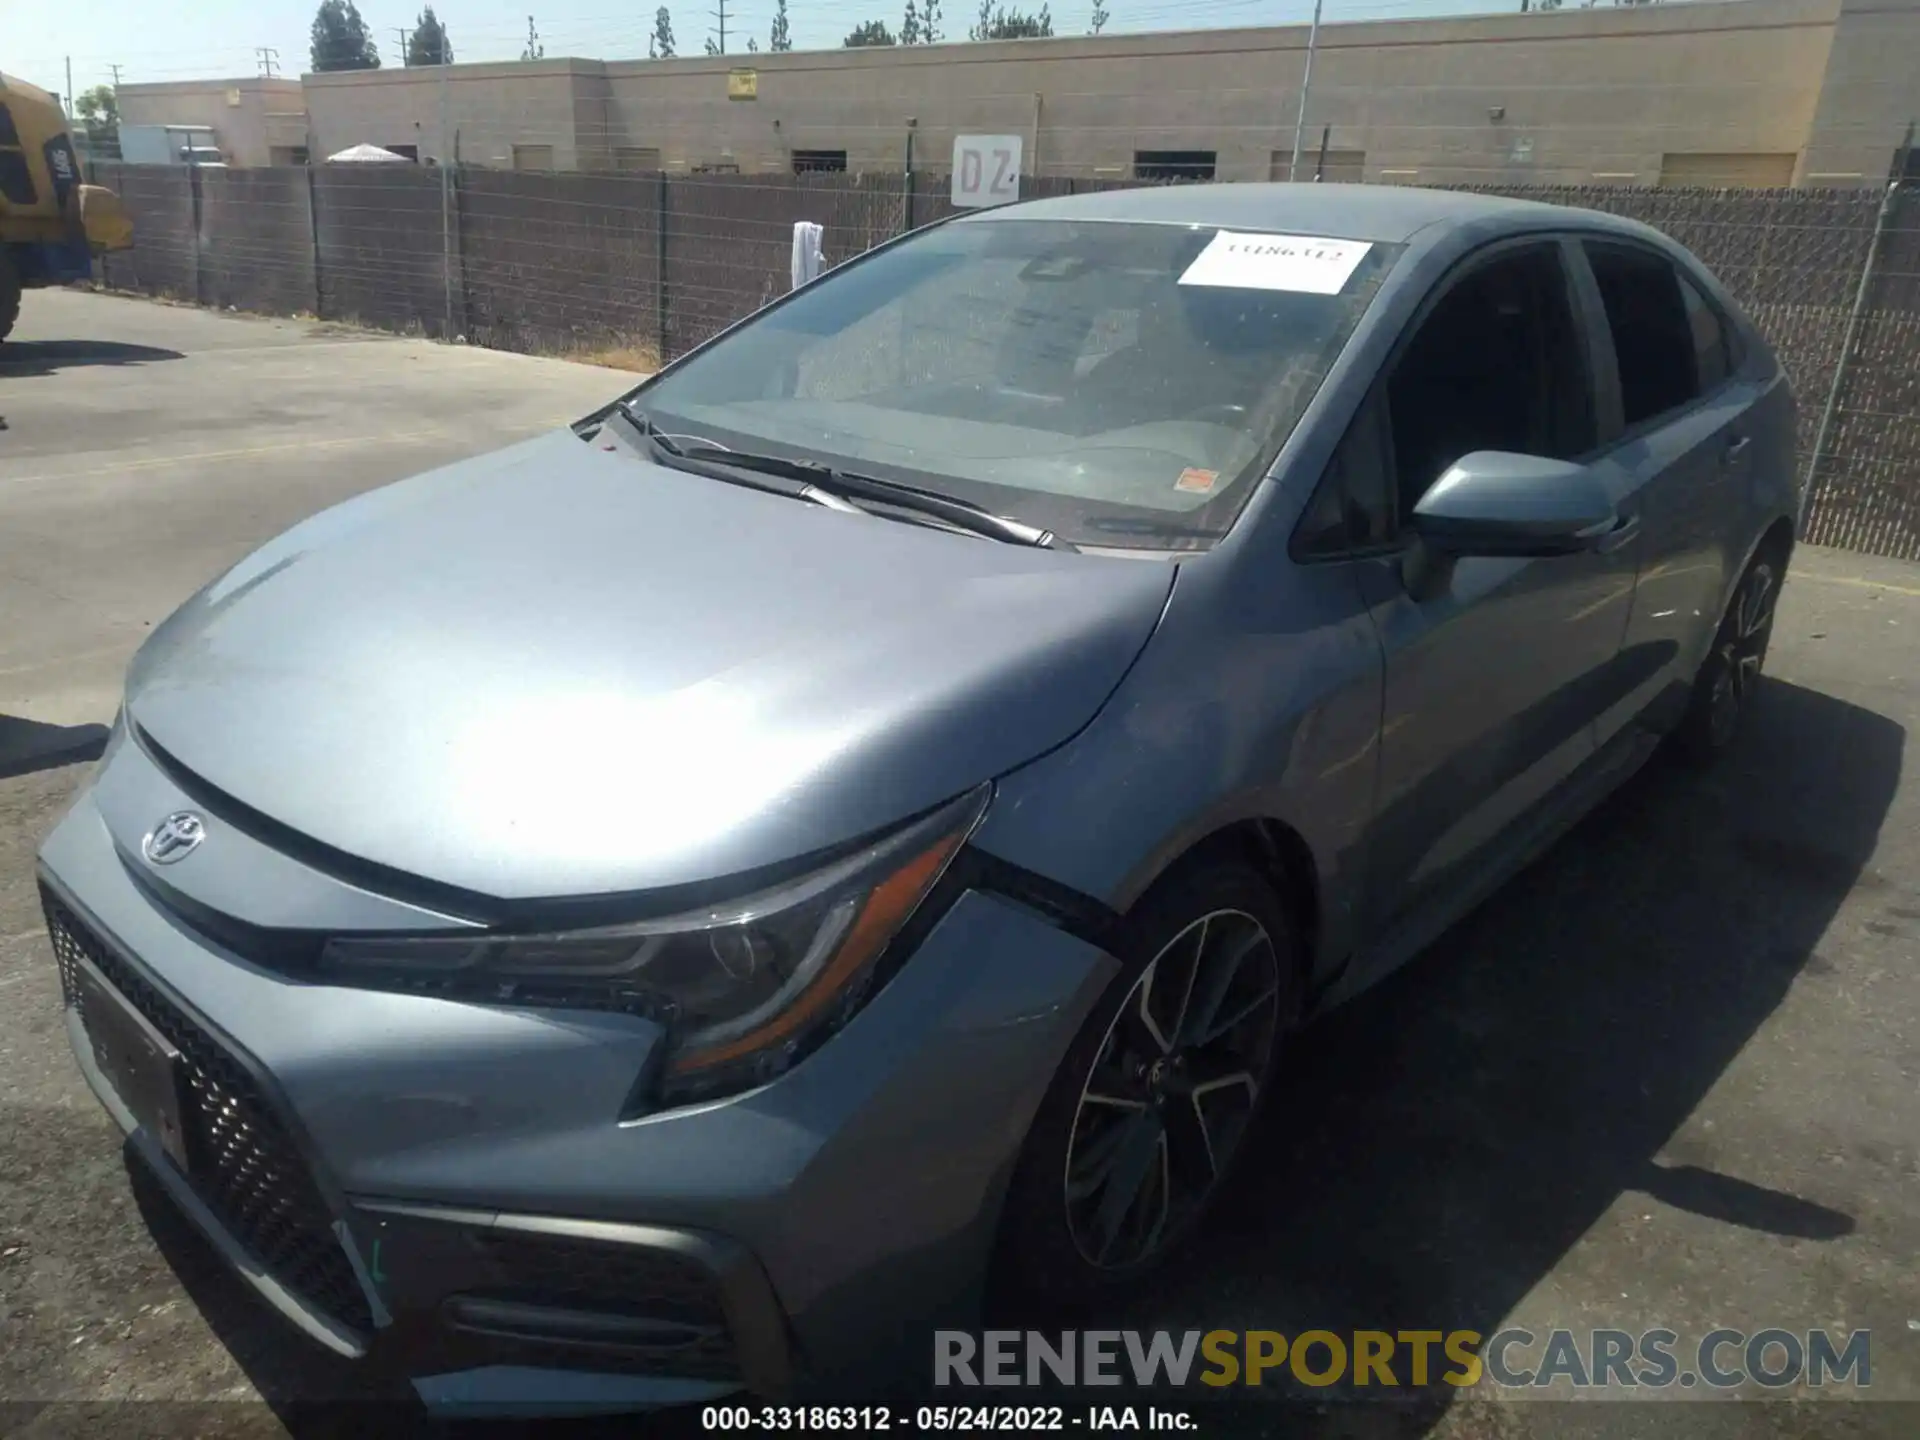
1673,547,1783,764
0,250,21,343
996,858,1303,1309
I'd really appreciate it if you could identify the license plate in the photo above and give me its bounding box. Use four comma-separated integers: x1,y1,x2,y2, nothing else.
74,958,192,1174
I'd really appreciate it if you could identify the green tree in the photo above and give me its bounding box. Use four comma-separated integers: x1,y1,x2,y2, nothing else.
653,5,677,56
770,0,792,49
1089,0,1109,32
407,6,453,64
311,0,382,71
970,2,1050,38
522,15,544,58
922,0,942,40
75,85,120,154
902,0,922,43
844,18,897,44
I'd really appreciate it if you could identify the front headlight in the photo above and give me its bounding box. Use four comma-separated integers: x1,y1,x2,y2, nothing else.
318,785,988,1106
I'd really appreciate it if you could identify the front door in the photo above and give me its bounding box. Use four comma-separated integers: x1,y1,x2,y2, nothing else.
1350,239,1639,961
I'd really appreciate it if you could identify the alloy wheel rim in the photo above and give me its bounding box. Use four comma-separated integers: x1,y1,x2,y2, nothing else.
1062,909,1282,1270
1709,562,1777,746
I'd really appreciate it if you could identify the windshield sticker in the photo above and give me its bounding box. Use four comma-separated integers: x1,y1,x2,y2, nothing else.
1175,467,1220,495
1178,231,1373,295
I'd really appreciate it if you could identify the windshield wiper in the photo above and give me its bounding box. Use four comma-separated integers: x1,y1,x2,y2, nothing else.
610,401,871,517
608,401,1070,550
696,447,1070,550
610,399,693,456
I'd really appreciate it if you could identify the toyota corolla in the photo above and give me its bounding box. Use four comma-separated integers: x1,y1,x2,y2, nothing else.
36,183,1798,1409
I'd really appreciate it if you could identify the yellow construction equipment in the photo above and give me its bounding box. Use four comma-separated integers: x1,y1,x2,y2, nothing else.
0,71,134,340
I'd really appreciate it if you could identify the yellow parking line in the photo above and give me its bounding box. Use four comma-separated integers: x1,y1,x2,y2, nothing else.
1793,571,1920,601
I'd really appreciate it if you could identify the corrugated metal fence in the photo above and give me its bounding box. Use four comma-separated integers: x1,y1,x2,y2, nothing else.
89,162,1920,561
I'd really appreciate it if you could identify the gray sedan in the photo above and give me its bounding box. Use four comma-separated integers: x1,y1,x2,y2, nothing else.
35,182,1798,1407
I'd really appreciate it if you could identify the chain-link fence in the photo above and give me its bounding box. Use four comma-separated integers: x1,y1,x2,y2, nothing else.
89,161,1920,561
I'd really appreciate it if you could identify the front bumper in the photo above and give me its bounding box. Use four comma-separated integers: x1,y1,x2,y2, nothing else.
38,778,1117,1404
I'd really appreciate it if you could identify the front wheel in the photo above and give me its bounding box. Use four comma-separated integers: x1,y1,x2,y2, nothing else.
1673,549,1783,764
995,859,1303,1309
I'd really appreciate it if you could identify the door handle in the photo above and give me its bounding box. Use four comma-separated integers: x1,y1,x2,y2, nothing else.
1722,434,1752,465
1594,512,1641,554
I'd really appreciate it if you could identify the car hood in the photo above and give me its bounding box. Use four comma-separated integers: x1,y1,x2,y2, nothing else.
125,430,1174,902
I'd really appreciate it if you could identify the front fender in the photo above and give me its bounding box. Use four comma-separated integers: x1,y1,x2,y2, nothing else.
970,552,1383,983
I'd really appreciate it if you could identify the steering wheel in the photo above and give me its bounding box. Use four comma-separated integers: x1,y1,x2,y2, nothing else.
1184,402,1250,425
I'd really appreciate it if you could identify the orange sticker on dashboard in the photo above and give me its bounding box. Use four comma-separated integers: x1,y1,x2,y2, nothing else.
1175,467,1219,494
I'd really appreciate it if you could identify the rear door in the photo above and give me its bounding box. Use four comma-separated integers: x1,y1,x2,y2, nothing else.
1341,237,1639,965
1573,237,1759,734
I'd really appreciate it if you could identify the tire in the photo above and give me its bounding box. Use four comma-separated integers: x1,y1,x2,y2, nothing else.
995,857,1304,1310
0,250,21,344
1672,545,1784,765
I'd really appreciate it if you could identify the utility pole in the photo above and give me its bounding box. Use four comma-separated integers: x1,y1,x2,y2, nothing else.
109,63,123,85
256,47,280,77
1286,0,1325,182
395,28,411,65
710,0,728,54
64,56,73,116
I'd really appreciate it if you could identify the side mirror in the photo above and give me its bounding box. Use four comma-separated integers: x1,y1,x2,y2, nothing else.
1409,451,1623,558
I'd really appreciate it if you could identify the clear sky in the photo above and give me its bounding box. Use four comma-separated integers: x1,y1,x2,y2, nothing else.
9,0,1502,102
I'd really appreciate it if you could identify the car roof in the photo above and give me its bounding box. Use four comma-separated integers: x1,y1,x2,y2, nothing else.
964,182,1586,245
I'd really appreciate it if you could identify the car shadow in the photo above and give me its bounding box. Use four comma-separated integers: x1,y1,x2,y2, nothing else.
0,716,109,780
1084,673,1900,1427
0,340,184,377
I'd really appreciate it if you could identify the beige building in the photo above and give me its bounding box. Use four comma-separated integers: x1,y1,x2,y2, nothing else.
140,0,1920,186
115,77,310,167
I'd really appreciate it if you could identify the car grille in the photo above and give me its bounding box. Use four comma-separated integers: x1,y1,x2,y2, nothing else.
43,889,375,1335
464,1227,740,1380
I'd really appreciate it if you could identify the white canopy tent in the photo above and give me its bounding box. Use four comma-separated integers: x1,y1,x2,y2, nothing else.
326,143,411,164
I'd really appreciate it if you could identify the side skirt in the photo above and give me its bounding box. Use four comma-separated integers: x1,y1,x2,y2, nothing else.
1308,721,1664,1016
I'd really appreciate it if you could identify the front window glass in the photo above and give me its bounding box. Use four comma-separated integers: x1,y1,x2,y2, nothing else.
632,218,1400,550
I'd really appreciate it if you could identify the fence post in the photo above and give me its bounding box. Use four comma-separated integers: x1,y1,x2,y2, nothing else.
656,171,671,364
1803,121,1914,525
439,66,453,341
451,162,472,341
903,125,916,235
188,164,206,307
306,164,325,320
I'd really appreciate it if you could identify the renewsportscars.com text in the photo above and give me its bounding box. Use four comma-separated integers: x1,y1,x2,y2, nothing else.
933,1328,1872,1390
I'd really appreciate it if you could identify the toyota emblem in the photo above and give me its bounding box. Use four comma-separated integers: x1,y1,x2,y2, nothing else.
143,812,205,865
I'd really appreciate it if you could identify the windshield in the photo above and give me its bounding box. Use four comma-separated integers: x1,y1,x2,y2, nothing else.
629,217,1400,550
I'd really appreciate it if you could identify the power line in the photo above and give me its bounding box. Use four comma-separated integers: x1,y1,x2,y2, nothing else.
256,47,280,77
711,0,729,55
